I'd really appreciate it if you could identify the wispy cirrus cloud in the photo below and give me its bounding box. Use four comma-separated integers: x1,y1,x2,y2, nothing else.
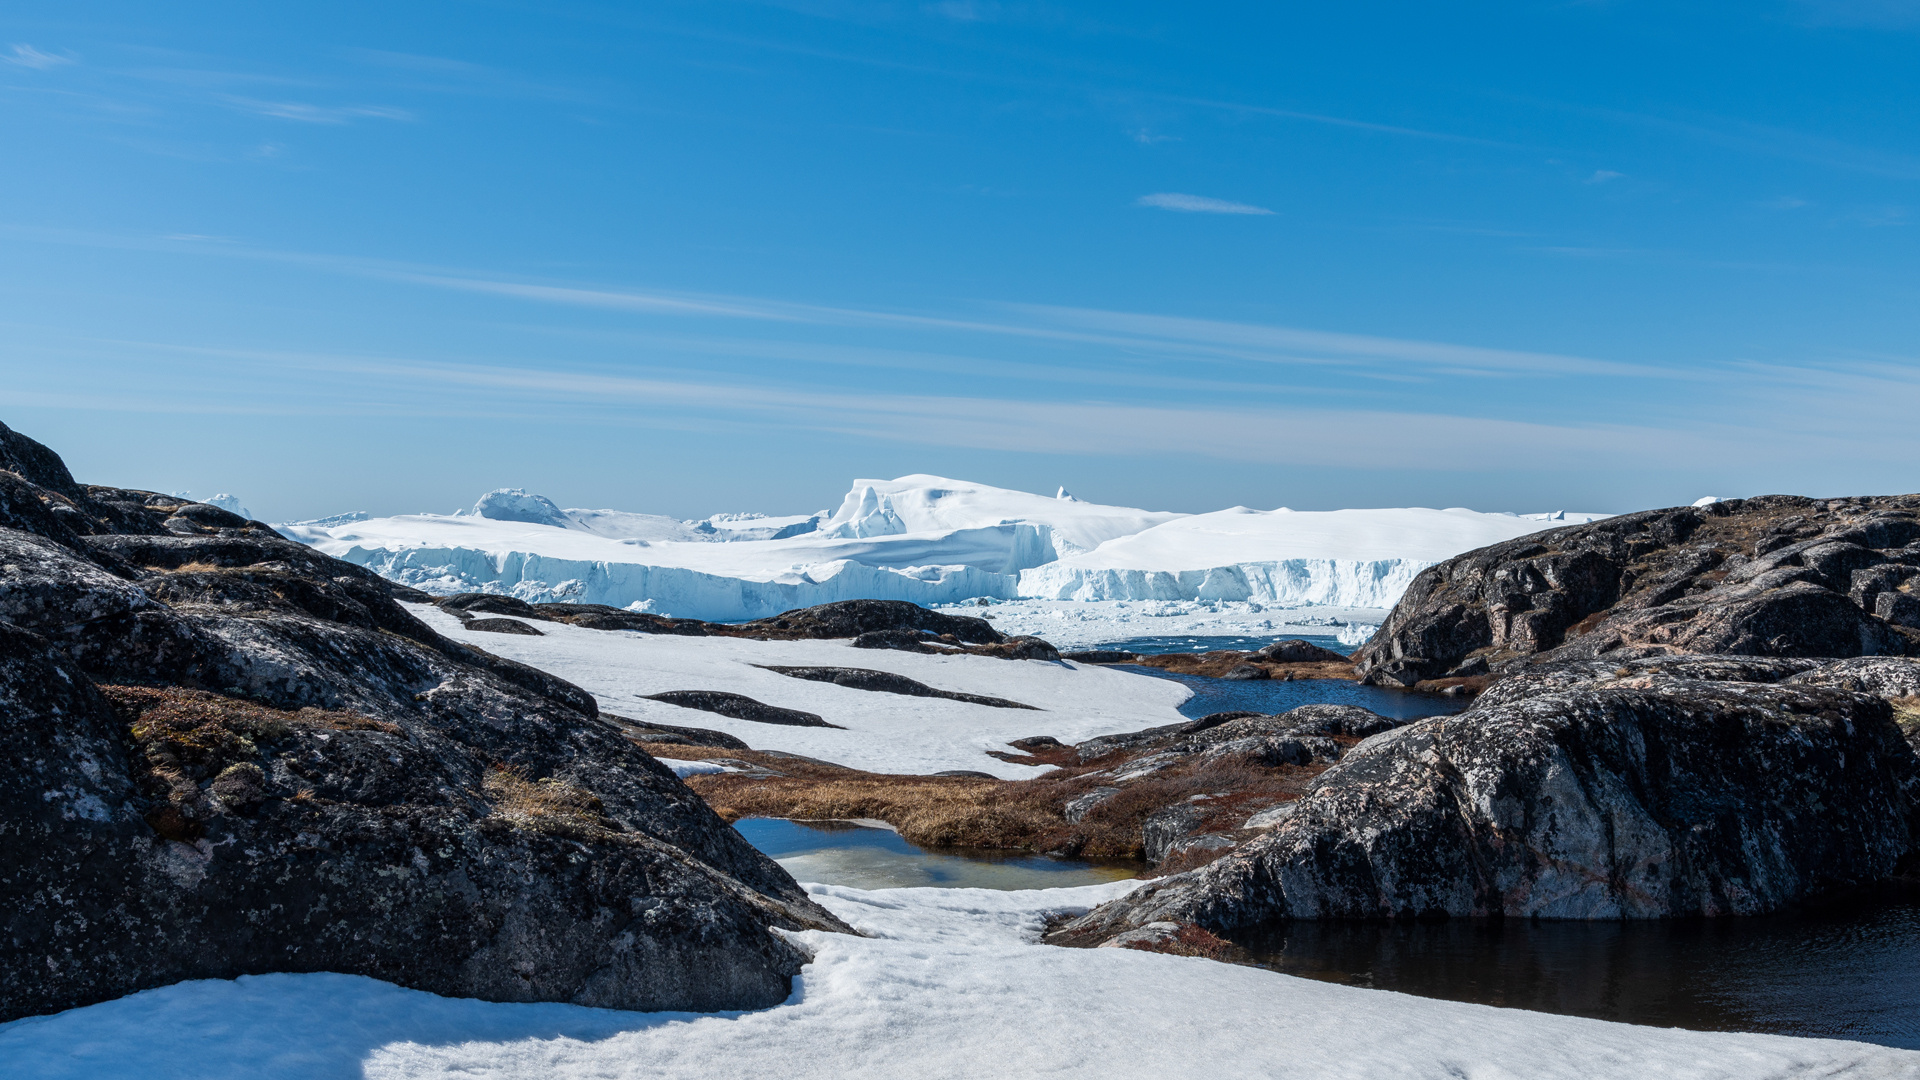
27,339,1712,471
220,96,413,124
13,225,1674,380
5,44,75,69
1136,192,1273,215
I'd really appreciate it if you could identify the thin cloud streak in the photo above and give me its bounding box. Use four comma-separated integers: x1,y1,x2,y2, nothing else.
1137,192,1274,215
1007,305,1667,378
6,225,1690,382
221,96,413,123
1166,94,1523,149
110,345,1713,471
5,44,74,69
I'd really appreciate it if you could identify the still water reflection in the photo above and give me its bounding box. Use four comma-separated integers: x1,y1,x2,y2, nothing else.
1239,895,1920,1050
736,817,1138,891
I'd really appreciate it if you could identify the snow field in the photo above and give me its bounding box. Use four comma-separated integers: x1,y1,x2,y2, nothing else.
6,881,1913,1080
411,604,1191,778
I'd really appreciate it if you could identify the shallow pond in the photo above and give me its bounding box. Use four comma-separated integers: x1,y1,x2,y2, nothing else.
1119,668,1469,724
736,817,1139,891
1238,895,1920,1050
1096,632,1465,723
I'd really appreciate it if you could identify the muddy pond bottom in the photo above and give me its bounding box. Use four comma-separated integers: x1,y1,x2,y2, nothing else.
1239,894,1920,1050
736,817,1139,891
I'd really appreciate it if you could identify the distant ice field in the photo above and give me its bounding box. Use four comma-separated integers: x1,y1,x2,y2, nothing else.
282,475,1608,622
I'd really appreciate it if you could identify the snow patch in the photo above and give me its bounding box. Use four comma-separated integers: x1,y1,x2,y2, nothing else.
5,881,1910,1080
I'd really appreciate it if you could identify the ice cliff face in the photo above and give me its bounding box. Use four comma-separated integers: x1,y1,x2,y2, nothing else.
282,477,1609,622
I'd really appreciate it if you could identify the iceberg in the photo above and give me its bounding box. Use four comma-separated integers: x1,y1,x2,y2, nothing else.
280,476,1609,622
1016,505,1609,608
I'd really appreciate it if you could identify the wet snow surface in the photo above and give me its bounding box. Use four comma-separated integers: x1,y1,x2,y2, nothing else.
7,881,1915,1080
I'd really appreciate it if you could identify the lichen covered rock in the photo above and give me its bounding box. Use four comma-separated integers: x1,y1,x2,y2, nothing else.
1057,670,1919,941
0,420,849,1023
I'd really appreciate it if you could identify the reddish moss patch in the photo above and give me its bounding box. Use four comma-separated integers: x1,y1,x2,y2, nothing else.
1121,924,1239,961
665,740,1325,862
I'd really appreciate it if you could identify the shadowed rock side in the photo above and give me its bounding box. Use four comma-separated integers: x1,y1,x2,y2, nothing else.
0,420,849,1023
1054,657,1920,943
1352,495,1920,689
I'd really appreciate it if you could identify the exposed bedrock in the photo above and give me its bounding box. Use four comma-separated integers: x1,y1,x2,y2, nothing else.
1060,668,1920,940
758,664,1039,709
0,420,849,1023
645,689,841,728
1352,494,1920,688
432,593,1058,659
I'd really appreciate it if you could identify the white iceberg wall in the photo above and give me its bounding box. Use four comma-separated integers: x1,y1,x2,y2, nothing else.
1016,557,1433,608
339,543,1018,621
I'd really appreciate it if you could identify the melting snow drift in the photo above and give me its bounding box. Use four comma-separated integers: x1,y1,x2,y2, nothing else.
281,476,1608,622
6,881,1912,1080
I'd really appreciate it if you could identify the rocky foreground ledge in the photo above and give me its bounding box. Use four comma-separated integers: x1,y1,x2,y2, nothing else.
0,422,849,1023
1057,498,1920,946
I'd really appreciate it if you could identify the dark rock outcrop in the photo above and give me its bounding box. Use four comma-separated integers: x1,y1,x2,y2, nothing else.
1056,667,1919,941
0,421,849,1023
645,690,840,728
845,626,1060,662
1061,649,1141,665
466,617,545,635
1353,495,1920,688
1253,640,1351,664
849,628,941,651
741,599,1002,644
758,665,1039,710
1074,705,1403,764
429,594,1063,660
600,713,750,750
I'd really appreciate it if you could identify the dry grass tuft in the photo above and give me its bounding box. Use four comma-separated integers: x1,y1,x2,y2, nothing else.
1121,924,1238,961
483,766,611,837
100,685,403,842
1893,697,1920,740
103,685,396,778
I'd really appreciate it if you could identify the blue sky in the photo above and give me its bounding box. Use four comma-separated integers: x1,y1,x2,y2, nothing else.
3,1,1918,520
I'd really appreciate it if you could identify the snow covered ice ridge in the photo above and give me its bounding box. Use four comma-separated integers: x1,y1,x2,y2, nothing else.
280,476,1610,623
6,880,1913,1080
